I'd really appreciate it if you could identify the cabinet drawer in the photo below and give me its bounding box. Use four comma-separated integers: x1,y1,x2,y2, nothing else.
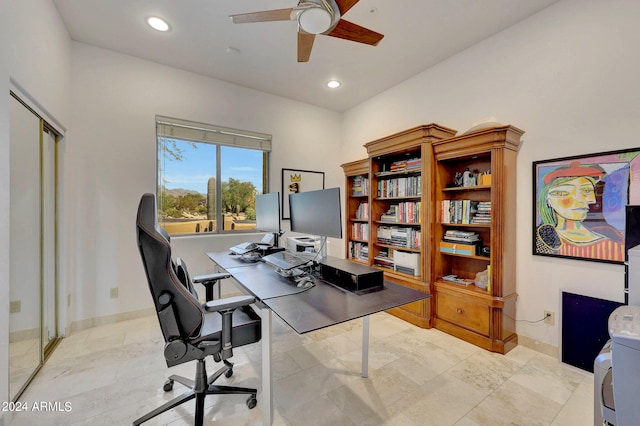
436,292,490,336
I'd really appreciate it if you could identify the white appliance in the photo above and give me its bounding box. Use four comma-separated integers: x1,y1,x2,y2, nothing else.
596,305,640,425
393,251,421,276
628,245,640,305
594,341,615,425
286,236,323,260
609,305,640,426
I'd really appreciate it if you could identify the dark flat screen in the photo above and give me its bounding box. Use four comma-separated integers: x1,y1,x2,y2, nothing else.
625,205,640,260
256,192,280,233
289,187,342,239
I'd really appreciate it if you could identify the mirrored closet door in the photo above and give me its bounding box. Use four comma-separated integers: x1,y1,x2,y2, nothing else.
9,93,60,401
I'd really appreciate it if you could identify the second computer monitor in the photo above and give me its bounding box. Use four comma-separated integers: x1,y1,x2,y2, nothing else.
255,192,281,234
289,187,342,239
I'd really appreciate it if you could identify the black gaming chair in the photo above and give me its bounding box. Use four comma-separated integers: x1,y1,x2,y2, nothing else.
158,224,229,302
135,193,261,426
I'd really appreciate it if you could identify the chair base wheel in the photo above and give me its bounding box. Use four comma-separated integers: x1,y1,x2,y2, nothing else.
163,379,174,392
246,394,257,409
225,368,233,378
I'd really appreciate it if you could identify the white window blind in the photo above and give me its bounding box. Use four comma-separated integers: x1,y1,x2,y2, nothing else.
156,115,272,151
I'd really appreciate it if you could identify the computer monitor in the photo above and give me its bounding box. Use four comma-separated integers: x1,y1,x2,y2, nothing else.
289,187,342,239
255,192,281,235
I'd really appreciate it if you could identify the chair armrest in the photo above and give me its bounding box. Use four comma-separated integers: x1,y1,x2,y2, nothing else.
192,272,230,284
204,295,255,313
205,294,257,360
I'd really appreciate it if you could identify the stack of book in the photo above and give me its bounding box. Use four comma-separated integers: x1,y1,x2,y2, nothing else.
441,274,475,286
349,242,369,262
380,205,398,222
351,176,369,196
380,202,421,223
441,199,478,224
351,222,369,241
377,225,421,249
470,201,491,224
356,202,369,220
389,157,421,172
441,199,492,225
373,249,394,270
443,230,480,244
377,175,421,198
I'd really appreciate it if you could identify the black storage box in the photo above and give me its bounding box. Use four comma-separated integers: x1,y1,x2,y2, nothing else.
319,258,383,293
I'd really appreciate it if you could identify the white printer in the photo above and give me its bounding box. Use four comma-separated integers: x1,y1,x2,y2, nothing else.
596,305,640,426
286,236,323,260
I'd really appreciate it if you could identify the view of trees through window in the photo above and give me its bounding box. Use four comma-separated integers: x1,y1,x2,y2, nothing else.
157,137,267,235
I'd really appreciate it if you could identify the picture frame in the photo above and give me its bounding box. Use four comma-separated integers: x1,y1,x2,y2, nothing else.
281,168,325,219
532,147,640,264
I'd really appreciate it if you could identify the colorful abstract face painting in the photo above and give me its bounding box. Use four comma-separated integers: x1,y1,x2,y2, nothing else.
533,149,640,264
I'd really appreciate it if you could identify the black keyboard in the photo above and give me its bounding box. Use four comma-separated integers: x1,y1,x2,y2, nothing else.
262,251,309,270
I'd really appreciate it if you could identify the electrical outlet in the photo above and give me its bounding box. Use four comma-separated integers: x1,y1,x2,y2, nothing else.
544,310,555,325
10,300,21,313
110,287,119,299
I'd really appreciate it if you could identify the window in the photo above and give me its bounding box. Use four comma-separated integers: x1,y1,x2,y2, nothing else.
156,116,271,235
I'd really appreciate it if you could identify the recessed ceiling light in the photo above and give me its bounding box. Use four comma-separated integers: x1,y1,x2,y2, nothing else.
326,80,341,89
147,16,170,32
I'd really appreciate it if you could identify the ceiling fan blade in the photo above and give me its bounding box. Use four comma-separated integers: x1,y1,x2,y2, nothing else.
298,32,316,62
327,19,384,46
335,0,360,15
230,8,294,24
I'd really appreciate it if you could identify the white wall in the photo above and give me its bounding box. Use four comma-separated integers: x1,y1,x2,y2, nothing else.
65,43,343,322
342,0,640,349
0,0,71,411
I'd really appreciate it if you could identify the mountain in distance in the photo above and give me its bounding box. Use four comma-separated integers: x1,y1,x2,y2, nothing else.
159,186,204,197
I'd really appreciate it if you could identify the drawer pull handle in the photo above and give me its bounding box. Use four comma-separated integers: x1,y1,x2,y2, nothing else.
457,308,464,315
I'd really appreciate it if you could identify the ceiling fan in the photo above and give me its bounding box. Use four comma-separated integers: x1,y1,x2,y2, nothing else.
230,0,384,62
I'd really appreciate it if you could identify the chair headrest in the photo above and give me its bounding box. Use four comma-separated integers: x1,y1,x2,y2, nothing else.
137,193,158,232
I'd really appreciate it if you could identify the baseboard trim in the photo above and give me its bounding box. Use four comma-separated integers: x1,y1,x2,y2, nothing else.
69,307,156,333
517,334,559,359
9,327,39,343
67,293,244,333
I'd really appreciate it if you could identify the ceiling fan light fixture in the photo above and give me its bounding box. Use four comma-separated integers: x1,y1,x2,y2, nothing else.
298,8,332,34
147,16,170,32
326,80,341,89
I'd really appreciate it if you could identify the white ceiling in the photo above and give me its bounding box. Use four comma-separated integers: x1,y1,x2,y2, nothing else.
53,0,558,112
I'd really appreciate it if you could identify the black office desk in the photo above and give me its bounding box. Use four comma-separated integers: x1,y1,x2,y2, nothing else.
207,251,429,425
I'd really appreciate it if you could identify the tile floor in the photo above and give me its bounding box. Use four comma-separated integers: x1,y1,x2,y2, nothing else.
9,312,593,425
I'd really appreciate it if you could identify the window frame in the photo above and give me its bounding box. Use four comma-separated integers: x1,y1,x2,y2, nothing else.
155,116,271,236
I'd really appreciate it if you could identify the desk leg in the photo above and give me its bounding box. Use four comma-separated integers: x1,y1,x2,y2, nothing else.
361,315,370,378
261,307,273,425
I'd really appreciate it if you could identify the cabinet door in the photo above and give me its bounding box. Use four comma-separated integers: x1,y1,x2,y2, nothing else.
436,292,490,336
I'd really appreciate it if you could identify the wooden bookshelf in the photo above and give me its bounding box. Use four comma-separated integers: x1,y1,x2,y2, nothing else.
431,125,524,353
341,159,371,265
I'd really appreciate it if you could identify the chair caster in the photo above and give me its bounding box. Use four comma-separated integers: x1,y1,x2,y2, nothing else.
163,379,174,392
225,368,233,378
246,394,257,409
